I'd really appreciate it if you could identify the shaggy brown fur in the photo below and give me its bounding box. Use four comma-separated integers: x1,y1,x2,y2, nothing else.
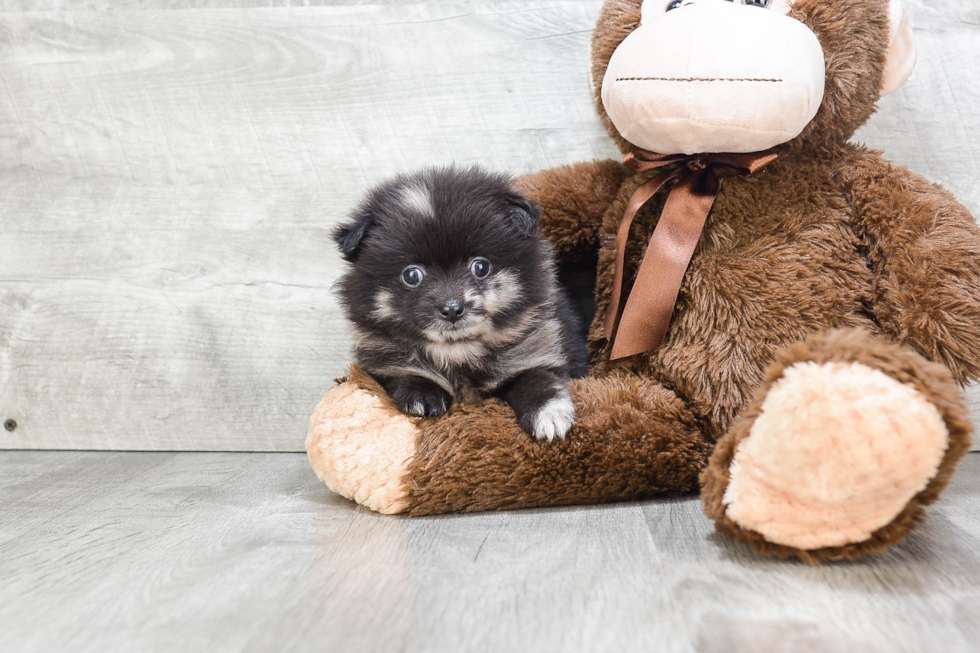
588,146,883,442
405,371,711,515
328,0,980,561
834,147,980,383
515,159,629,266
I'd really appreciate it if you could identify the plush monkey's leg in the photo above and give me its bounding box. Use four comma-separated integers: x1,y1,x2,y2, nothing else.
307,366,712,515
701,329,973,563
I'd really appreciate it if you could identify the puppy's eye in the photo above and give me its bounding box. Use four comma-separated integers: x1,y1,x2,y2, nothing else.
666,0,683,10
741,0,770,6
470,258,491,279
401,266,424,287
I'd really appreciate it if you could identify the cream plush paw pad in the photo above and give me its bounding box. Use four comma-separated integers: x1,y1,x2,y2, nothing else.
307,382,418,514
723,361,949,549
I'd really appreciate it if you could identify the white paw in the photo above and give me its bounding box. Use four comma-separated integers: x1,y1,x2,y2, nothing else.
532,394,576,441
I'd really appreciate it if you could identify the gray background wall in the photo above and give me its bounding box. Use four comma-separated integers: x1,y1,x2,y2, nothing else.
0,0,977,451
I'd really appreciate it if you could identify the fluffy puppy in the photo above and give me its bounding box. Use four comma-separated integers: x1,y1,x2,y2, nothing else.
334,166,589,440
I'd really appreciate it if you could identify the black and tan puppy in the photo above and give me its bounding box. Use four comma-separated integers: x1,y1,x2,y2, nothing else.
334,166,588,440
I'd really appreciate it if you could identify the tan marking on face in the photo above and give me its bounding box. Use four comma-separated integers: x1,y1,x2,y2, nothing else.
371,289,397,320
483,270,522,315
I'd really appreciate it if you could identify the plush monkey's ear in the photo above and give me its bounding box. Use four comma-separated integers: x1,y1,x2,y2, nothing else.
881,1,916,95
333,209,374,261
506,194,541,238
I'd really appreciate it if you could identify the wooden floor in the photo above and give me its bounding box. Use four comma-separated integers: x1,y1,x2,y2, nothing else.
2,451,979,653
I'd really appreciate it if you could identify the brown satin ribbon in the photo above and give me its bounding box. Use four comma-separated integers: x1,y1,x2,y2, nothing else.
604,149,778,360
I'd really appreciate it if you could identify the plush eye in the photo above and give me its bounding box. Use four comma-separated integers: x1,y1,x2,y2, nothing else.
666,0,683,10
741,0,771,7
401,266,424,287
470,258,491,279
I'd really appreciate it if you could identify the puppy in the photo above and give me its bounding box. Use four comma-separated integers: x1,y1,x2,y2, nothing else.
333,166,589,440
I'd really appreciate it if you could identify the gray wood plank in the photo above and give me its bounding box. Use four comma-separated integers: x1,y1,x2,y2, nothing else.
1,450,979,652
0,0,501,9
0,3,612,187
0,184,347,450
0,0,977,450
0,2,614,450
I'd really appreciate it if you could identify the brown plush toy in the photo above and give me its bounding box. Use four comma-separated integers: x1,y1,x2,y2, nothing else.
308,0,980,563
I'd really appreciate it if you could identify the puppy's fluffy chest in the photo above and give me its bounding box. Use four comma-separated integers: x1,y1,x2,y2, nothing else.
422,340,489,369
416,314,570,398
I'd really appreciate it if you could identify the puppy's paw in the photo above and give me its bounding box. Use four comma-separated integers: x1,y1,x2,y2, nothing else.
390,378,452,418
520,392,576,442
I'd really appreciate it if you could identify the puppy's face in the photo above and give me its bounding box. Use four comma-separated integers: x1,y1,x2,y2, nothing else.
335,167,551,345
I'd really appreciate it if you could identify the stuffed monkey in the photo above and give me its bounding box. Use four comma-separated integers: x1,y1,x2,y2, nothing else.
308,0,980,563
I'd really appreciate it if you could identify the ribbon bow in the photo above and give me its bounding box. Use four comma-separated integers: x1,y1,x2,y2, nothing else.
603,149,778,360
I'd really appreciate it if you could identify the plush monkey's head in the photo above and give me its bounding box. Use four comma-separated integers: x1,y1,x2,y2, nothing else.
591,0,916,154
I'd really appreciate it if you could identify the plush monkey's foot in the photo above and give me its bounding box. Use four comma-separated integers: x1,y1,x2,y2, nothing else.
702,329,973,563
309,366,712,516
306,367,418,514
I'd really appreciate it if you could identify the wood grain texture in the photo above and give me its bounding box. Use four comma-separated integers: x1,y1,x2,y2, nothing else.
0,2,613,450
0,0,489,9
0,0,977,450
1,449,979,652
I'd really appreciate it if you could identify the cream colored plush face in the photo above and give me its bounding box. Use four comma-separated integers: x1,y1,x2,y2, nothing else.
601,0,826,154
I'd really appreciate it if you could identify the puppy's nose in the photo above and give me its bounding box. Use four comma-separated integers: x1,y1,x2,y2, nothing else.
440,299,465,323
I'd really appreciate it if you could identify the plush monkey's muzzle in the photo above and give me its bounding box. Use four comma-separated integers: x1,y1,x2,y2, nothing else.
600,0,825,154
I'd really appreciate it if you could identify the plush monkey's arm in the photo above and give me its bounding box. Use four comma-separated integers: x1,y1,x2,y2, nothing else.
836,146,980,384
515,159,629,266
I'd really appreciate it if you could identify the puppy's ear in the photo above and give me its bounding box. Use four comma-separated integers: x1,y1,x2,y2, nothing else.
333,209,374,261
507,194,541,238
